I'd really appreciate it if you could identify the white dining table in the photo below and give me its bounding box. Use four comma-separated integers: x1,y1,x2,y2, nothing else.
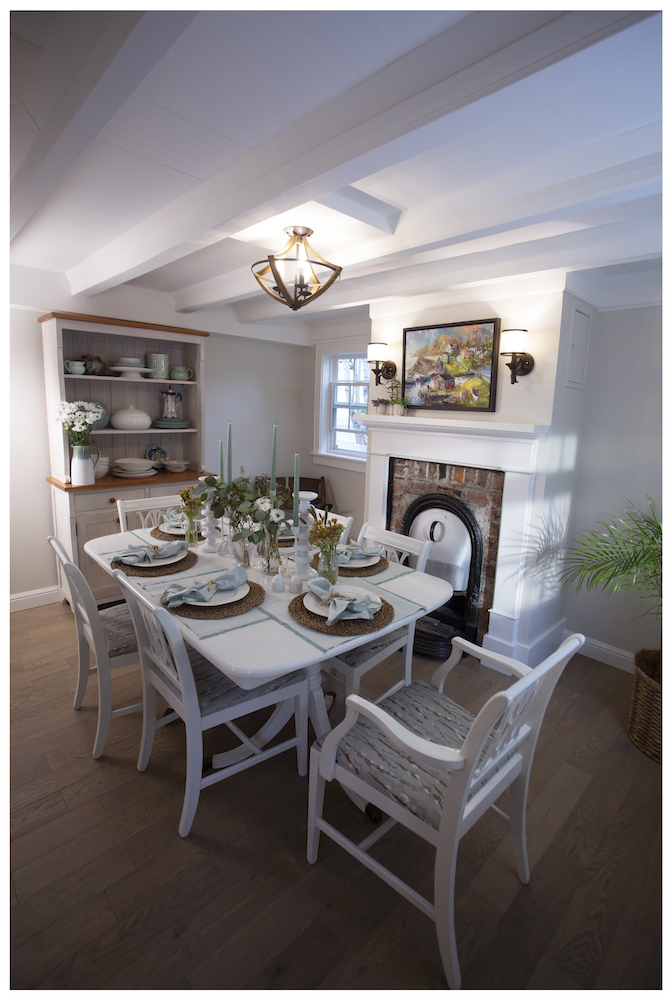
84,528,453,744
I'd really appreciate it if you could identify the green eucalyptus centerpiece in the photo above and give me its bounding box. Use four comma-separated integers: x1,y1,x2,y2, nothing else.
561,496,661,760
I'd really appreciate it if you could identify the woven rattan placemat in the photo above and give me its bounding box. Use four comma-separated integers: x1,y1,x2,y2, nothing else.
288,593,394,635
150,526,204,542
278,536,294,547
309,555,389,577
110,550,198,577
170,580,265,619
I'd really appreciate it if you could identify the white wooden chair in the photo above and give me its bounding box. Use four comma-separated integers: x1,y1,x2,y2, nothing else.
113,570,309,838
321,523,432,703
116,494,185,531
307,632,585,989
47,536,142,758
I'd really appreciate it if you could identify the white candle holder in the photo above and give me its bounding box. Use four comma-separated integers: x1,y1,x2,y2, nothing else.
289,491,318,593
197,476,218,553
198,499,219,552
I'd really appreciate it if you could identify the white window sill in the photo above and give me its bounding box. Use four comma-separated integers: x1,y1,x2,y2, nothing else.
310,452,367,474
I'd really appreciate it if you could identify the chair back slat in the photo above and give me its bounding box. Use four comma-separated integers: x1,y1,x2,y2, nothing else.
458,635,583,803
113,570,198,710
357,523,432,571
116,495,184,532
48,536,109,662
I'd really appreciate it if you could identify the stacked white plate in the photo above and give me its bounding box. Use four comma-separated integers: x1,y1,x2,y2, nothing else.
111,467,158,478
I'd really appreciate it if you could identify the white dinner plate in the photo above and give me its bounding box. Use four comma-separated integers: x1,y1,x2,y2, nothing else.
340,552,381,568
303,586,372,618
159,522,191,534
111,468,158,478
183,582,250,606
120,549,189,567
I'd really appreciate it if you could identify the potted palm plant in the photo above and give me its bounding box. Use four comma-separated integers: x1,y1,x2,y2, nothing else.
561,497,661,761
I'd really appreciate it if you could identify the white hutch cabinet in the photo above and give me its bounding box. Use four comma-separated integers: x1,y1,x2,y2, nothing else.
41,311,212,603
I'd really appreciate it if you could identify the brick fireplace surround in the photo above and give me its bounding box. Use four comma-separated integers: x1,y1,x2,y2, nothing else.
387,458,503,640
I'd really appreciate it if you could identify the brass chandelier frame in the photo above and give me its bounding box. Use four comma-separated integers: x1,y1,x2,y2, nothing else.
251,226,342,311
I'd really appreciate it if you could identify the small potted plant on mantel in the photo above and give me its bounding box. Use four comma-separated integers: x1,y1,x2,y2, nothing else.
371,397,388,415
387,377,411,415
561,497,662,762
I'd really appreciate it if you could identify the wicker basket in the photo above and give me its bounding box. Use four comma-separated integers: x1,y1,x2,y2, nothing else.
627,650,661,763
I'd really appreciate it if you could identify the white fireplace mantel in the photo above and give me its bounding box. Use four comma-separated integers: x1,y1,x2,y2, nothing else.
361,412,548,475
361,411,558,666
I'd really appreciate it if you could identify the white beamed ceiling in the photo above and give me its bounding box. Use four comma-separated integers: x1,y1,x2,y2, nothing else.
10,10,661,323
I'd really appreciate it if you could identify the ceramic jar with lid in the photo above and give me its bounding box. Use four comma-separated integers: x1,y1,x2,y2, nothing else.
110,406,152,430
81,355,107,375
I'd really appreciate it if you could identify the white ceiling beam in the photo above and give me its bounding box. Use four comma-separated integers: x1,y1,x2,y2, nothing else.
10,12,198,240
66,9,653,297
170,143,660,314
315,186,402,234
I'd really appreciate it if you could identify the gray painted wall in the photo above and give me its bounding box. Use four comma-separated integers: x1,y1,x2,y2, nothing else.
563,304,662,654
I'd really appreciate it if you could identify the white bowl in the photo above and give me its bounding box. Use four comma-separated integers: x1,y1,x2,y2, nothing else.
115,457,156,472
117,356,142,365
164,460,189,473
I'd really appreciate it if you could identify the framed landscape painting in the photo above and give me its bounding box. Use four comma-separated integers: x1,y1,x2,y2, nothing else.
402,318,501,412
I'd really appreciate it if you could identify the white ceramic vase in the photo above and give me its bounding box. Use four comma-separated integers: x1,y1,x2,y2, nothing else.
70,445,99,486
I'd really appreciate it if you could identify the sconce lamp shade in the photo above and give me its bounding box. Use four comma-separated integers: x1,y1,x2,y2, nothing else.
251,226,342,311
367,342,388,362
500,329,529,353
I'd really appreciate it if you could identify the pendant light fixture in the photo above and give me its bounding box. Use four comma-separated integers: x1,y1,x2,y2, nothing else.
251,226,342,311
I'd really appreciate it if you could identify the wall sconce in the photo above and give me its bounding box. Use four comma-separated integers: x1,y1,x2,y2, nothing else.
500,329,534,384
367,342,397,386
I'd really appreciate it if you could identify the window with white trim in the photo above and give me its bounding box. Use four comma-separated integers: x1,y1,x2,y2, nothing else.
328,353,370,455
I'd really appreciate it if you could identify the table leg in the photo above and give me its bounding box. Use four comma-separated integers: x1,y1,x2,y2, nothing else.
211,662,331,769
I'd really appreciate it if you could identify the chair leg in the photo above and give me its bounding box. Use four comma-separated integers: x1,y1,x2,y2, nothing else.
306,746,326,864
344,666,360,700
178,722,204,838
137,677,158,772
433,822,462,990
508,768,531,884
92,660,113,759
73,632,92,710
402,625,415,687
296,685,308,777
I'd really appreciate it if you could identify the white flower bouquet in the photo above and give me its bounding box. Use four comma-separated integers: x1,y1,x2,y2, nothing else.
56,400,104,446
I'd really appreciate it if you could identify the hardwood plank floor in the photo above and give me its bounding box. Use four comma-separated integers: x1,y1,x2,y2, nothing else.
10,601,661,989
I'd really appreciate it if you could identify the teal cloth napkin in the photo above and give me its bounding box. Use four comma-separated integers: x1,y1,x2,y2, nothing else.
160,565,248,607
336,541,384,564
114,541,189,564
307,577,382,625
162,510,188,529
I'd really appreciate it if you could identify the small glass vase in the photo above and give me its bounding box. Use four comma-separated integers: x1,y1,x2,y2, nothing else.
229,524,250,567
263,521,282,575
317,542,339,586
184,514,200,547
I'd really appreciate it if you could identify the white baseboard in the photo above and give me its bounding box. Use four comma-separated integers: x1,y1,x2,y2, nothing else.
11,585,62,613
563,630,635,673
